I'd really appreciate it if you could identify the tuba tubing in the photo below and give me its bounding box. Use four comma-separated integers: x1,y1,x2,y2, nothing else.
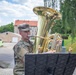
33,6,61,53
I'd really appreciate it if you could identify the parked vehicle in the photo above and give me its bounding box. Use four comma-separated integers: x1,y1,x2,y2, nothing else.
0,39,3,47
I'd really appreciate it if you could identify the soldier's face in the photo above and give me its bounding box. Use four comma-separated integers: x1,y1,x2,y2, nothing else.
20,30,30,40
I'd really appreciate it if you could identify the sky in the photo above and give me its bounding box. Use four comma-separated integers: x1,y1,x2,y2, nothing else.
0,0,44,26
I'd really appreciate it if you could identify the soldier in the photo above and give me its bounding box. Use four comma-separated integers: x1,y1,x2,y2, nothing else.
13,24,33,75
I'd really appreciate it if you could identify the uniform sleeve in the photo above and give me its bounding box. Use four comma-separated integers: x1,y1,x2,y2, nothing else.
13,45,29,62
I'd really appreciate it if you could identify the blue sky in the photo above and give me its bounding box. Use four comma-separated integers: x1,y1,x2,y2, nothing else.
0,0,44,26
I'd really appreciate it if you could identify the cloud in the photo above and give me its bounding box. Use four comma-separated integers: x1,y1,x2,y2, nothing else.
0,0,44,25
0,1,29,17
0,12,8,17
0,19,1,22
12,0,28,4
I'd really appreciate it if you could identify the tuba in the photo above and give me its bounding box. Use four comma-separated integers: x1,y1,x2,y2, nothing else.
33,6,61,53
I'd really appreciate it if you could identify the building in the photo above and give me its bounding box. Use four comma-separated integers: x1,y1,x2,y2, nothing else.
14,20,38,37
0,32,21,43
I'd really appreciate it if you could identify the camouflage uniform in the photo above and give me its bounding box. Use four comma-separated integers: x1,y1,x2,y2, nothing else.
13,40,33,75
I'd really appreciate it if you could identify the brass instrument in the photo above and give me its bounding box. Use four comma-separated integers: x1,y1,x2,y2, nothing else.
33,6,61,53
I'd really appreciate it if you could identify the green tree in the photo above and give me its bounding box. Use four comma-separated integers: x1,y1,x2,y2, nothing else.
0,22,14,33
60,0,76,43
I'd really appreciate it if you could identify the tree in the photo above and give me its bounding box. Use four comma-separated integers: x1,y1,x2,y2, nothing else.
0,22,14,33
60,0,76,43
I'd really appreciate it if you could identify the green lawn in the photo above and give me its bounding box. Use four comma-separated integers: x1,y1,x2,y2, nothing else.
64,36,76,53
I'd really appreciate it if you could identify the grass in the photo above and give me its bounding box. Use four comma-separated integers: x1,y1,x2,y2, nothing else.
64,36,76,53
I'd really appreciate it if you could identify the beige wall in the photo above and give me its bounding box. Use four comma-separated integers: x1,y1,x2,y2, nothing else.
14,26,19,33
0,32,21,43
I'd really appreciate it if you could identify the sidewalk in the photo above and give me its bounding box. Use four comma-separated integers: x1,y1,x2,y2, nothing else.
0,69,13,75
0,43,15,68
0,43,14,75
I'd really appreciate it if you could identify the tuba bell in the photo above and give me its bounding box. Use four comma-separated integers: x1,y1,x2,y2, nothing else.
33,6,61,53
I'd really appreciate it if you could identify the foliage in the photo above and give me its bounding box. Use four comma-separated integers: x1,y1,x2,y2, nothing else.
64,36,76,53
51,20,65,34
60,0,76,43
51,0,76,44
0,22,14,33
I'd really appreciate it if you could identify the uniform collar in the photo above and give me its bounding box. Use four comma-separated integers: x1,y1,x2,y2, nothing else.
21,39,31,46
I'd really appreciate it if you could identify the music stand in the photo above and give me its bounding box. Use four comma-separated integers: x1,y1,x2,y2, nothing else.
25,53,76,75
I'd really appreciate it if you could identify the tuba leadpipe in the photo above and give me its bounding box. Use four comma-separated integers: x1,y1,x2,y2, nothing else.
33,6,61,53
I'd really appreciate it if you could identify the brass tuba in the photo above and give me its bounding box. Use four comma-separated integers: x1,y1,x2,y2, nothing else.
33,6,61,53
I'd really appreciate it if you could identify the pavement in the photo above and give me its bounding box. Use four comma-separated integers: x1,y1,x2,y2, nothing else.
0,43,76,75
0,43,15,75
0,69,13,75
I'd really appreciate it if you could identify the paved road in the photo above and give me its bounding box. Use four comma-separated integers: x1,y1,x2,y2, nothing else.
0,43,76,75
0,43,15,75
0,69,13,75
0,43,15,68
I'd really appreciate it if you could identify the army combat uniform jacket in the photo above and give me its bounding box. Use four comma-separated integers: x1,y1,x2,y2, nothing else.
13,40,33,75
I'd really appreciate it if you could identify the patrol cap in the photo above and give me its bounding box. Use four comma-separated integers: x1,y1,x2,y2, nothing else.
18,23,30,31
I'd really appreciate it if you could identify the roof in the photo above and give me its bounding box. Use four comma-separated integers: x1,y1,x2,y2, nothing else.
14,20,38,26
